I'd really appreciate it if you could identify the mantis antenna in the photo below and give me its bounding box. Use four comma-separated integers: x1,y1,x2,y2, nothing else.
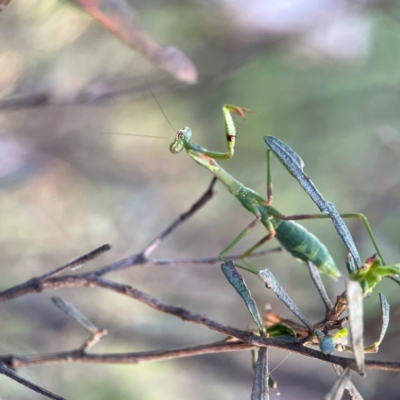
145,79,176,133
101,132,167,139
103,80,175,139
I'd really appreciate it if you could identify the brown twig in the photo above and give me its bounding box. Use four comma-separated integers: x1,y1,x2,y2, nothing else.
0,178,219,302
94,177,219,275
1,275,400,373
306,261,333,314
0,363,65,400
142,176,217,258
42,244,111,279
0,248,280,303
80,329,108,352
0,92,51,109
0,176,398,399
141,247,282,266
1,340,253,369
0,80,168,111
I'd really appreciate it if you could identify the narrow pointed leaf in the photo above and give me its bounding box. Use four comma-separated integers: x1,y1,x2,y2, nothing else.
52,297,98,333
324,366,351,400
376,293,390,346
259,269,313,332
332,365,364,400
325,203,361,267
364,293,390,352
346,281,365,375
264,136,361,267
221,261,263,333
251,347,269,400
251,350,279,395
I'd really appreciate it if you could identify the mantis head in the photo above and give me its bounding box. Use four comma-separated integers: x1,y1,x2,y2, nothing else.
170,127,192,154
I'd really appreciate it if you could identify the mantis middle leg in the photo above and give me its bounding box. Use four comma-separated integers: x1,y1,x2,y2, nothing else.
265,148,385,265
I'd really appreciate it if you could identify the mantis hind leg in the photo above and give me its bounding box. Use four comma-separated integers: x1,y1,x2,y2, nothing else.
277,212,385,264
219,213,264,274
266,149,273,205
219,215,277,274
240,222,276,271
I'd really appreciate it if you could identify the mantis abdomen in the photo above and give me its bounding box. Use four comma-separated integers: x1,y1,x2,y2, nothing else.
272,218,339,278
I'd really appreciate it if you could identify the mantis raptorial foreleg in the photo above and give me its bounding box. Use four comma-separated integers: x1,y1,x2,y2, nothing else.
179,105,255,161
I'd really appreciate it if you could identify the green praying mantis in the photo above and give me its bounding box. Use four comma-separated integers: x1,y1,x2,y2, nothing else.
170,105,399,287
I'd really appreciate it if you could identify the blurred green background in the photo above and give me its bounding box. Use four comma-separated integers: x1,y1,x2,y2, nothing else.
1,0,400,399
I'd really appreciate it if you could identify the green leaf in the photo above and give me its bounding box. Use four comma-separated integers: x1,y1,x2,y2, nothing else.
259,268,313,332
351,256,400,295
251,347,269,400
333,328,348,341
264,136,361,268
221,261,264,334
266,323,297,340
346,281,365,375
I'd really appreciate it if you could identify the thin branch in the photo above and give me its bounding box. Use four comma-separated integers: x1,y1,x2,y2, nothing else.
0,173,398,395
0,179,221,301
80,330,108,352
0,248,280,303
306,261,333,313
0,244,111,302
17,275,386,369
1,274,399,373
51,296,108,352
66,276,400,372
143,247,282,266
0,78,186,111
141,177,218,259
0,92,50,109
1,341,253,369
0,363,65,400
0,273,400,371
95,177,218,275
327,291,348,322
42,244,111,279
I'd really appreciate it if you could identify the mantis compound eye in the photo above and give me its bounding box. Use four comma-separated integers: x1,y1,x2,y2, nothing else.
177,130,184,139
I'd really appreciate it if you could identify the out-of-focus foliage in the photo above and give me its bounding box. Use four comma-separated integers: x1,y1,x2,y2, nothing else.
67,0,198,83
1,0,400,399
